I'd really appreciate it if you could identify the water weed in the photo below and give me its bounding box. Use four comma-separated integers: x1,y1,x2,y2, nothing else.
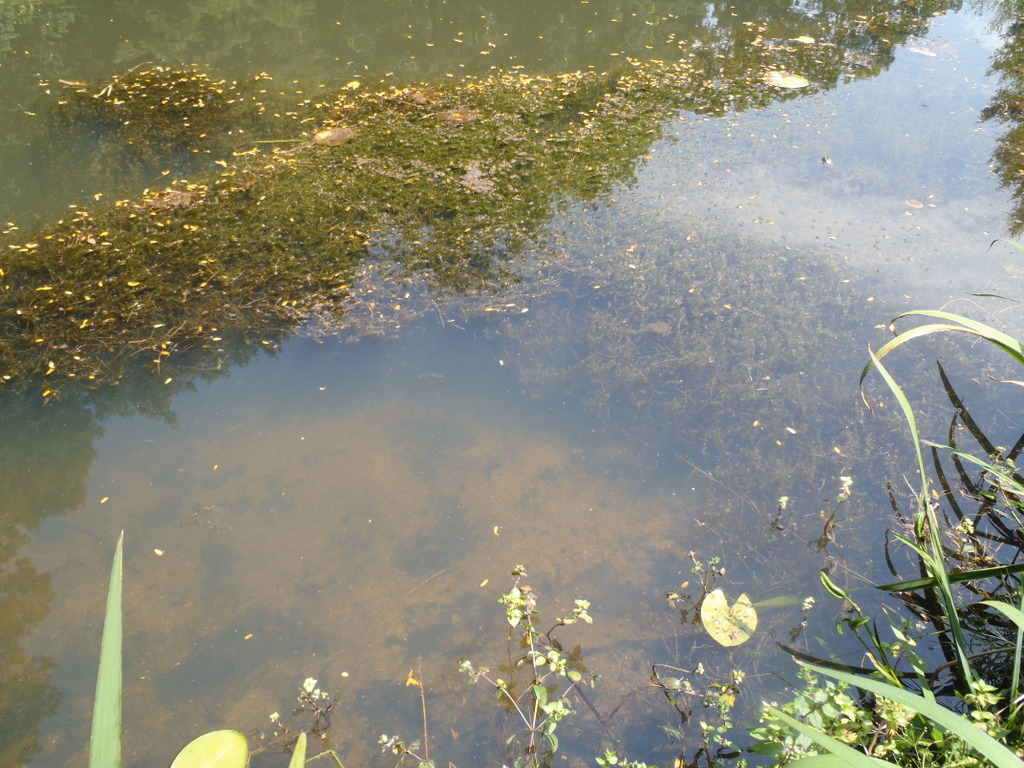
755,284,1024,767
459,566,595,768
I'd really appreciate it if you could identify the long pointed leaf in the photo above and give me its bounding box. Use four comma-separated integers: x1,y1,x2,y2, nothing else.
982,600,1024,632
287,732,307,768
762,707,899,768
866,351,975,688
877,563,1024,592
860,312,1024,390
90,532,124,768
802,663,1023,768
896,310,1024,360
923,441,1024,494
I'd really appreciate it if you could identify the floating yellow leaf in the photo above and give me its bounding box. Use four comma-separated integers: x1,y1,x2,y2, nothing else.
761,70,809,89
701,589,757,647
405,669,420,687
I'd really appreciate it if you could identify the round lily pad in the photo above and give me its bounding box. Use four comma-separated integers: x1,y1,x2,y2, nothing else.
170,730,248,768
700,589,758,647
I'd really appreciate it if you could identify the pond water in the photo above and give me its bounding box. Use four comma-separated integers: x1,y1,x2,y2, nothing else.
3,1,1024,767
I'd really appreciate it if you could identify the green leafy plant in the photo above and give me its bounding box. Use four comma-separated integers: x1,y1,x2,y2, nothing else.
757,296,1024,767
458,566,595,768
762,662,1024,768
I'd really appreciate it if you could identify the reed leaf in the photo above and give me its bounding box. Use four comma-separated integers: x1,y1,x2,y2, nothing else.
922,441,1024,497
287,733,307,768
89,532,123,768
865,350,975,689
877,562,1024,592
761,706,899,768
866,311,1024,372
799,663,1024,768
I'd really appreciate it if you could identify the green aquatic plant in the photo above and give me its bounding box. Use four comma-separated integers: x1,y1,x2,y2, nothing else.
761,662,1024,768
860,305,1024,691
756,291,1024,767
458,566,595,768
0,1,959,402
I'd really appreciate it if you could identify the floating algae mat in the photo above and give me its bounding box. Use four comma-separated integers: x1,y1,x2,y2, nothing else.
0,8,941,400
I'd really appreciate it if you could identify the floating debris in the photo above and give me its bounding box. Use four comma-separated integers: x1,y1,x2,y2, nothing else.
761,70,810,88
313,126,357,147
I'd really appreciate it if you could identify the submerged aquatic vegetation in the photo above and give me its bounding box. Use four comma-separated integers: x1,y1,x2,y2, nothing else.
1,63,688,398
0,2,952,401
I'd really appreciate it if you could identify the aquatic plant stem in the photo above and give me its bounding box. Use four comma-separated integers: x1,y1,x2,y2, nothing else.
417,664,429,763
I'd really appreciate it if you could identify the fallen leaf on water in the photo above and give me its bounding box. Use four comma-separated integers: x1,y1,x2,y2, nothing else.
791,35,815,44
761,70,809,88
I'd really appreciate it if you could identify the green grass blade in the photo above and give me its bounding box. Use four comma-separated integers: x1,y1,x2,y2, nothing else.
90,531,123,768
1011,588,1024,709
865,348,928,483
762,706,900,768
896,310,1024,362
923,440,1024,491
981,599,1024,632
860,313,1024,392
288,732,308,768
865,351,975,688
802,663,1024,768
877,562,1024,592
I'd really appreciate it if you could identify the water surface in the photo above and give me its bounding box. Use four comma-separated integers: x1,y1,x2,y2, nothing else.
3,1,1023,766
